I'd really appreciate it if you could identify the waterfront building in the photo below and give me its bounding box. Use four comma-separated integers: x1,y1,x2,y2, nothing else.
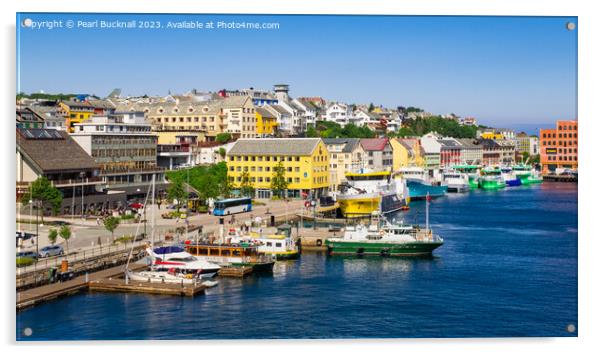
359,138,394,171
227,138,330,199
322,138,365,192
255,107,279,136
420,133,443,178
71,112,165,196
390,138,425,171
479,138,516,166
437,138,463,168
456,138,483,165
516,132,540,157
16,128,124,215
540,120,578,174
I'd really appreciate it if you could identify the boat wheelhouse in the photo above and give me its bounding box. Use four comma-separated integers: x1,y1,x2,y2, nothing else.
478,167,506,190
336,170,408,217
452,165,480,189
441,171,470,193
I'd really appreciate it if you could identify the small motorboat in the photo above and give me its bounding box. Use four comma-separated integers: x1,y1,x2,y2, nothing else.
202,280,219,288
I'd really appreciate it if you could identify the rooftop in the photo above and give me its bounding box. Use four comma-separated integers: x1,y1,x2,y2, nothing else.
360,138,389,151
16,129,99,172
228,138,322,156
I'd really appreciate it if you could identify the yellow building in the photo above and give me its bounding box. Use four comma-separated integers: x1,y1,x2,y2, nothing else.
59,99,116,132
255,107,278,136
227,138,329,199
322,138,366,192
480,132,505,140
59,101,94,132
141,101,224,141
390,138,425,171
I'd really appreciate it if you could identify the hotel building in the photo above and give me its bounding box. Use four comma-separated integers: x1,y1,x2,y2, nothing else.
540,120,578,174
227,138,329,199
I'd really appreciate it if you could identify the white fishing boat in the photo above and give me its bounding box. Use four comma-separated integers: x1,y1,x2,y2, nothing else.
441,171,470,193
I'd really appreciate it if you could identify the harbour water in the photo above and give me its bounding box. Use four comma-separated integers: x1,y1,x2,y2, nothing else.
17,183,577,340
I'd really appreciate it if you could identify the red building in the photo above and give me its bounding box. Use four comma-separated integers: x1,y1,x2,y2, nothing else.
540,120,578,174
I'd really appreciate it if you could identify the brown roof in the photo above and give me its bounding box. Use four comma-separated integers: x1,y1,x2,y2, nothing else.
16,129,99,173
360,138,389,151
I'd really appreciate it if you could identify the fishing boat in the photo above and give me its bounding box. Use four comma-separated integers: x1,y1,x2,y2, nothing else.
500,166,522,187
512,164,543,185
398,166,447,200
336,170,409,217
478,167,506,190
452,165,480,189
326,195,443,256
441,171,470,193
226,228,299,260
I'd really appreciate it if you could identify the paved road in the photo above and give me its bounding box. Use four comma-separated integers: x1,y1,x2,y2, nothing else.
16,199,305,254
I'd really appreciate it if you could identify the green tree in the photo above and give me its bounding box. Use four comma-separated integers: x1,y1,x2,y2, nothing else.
167,180,188,211
48,228,58,245
103,216,120,243
270,161,288,198
239,170,255,198
216,133,232,144
59,225,71,255
21,177,63,220
218,147,226,159
305,125,319,138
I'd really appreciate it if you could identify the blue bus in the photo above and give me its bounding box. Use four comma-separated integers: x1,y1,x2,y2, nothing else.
213,197,252,216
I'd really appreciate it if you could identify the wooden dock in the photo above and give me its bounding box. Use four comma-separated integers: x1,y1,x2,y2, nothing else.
89,278,205,297
218,266,254,278
543,175,577,182
16,263,147,311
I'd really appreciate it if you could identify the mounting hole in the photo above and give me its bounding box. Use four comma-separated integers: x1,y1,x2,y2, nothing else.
567,324,576,333
566,22,576,31
23,327,33,336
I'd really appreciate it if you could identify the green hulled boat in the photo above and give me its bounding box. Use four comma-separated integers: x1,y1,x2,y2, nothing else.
512,164,543,185
326,208,443,257
452,165,480,189
478,167,506,190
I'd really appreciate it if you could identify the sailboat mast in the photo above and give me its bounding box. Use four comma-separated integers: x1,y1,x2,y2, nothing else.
426,192,430,230
151,174,155,246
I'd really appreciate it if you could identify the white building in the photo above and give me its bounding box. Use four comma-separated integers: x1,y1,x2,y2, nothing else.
325,102,354,125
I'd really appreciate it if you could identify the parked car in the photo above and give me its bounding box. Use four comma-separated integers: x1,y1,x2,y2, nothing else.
16,251,38,260
38,245,64,258
128,202,144,210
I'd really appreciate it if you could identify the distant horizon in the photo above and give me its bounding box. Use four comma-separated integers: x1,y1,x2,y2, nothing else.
17,13,577,127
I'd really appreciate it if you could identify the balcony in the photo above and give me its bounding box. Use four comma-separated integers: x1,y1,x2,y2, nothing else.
157,144,191,153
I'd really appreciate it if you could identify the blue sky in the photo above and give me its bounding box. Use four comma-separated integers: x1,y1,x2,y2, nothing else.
17,13,577,129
